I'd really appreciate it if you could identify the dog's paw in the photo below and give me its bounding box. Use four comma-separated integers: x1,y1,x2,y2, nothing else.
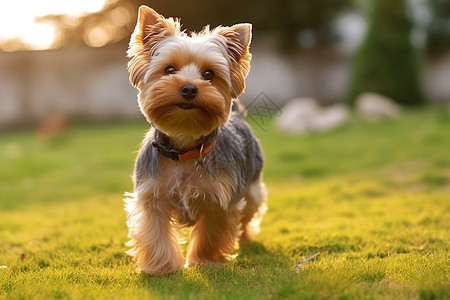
141,261,183,276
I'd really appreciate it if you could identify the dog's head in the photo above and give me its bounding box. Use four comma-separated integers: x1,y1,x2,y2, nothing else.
127,6,252,139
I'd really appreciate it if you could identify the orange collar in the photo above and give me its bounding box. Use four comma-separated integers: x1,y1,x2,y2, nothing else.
152,139,217,162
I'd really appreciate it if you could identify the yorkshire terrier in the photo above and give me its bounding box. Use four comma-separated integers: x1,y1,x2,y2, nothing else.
124,6,267,276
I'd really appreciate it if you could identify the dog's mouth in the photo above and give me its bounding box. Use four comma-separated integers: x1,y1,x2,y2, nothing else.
176,103,198,110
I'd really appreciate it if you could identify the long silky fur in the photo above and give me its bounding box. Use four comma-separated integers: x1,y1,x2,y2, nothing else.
125,6,266,276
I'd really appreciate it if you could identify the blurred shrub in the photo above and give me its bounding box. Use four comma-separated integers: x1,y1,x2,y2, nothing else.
426,0,450,55
347,0,425,106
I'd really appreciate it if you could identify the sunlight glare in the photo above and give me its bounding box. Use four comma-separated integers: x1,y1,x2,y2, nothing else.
0,0,106,50
22,22,57,50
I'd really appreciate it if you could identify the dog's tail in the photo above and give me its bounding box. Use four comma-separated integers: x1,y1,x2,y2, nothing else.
232,98,247,119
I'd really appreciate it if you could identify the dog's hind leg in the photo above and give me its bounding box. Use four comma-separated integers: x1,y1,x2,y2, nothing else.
240,177,267,242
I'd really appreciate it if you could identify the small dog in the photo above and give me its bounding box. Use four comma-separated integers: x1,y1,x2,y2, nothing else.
124,6,267,275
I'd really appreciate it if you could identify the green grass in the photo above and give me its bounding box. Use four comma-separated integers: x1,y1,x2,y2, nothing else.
1,109,449,299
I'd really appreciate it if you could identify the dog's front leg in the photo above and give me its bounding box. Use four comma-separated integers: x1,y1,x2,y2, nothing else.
186,202,242,266
125,189,184,275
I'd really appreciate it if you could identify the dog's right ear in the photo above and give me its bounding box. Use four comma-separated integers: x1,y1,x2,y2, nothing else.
127,6,181,87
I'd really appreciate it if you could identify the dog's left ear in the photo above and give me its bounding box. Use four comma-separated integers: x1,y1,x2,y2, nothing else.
214,24,252,98
230,24,252,52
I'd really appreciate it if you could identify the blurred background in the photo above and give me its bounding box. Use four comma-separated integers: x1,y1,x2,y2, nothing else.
0,0,449,130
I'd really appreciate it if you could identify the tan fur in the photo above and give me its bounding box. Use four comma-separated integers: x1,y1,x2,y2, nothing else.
240,178,268,241
125,155,241,274
125,6,266,276
127,6,182,87
213,25,252,98
141,74,230,139
124,185,184,275
186,203,243,266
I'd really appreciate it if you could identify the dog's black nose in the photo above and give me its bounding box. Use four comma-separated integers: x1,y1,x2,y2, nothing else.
180,85,198,100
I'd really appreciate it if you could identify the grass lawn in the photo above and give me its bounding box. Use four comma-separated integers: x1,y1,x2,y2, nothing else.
0,108,449,299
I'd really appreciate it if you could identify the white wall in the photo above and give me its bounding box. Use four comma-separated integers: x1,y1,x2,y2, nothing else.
0,44,448,129
0,45,139,129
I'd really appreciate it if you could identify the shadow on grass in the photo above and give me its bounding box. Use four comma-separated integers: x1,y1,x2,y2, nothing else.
134,241,293,298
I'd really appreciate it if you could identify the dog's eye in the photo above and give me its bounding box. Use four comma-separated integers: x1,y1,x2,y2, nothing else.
165,66,177,75
201,70,214,81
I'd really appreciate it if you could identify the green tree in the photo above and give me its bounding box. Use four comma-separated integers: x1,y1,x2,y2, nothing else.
347,0,425,106
426,0,450,55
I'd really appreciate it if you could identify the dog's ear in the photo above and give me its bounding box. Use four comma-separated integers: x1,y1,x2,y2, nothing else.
127,6,181,87
133,6,180,46
214,24,252,98
230,24,252,53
